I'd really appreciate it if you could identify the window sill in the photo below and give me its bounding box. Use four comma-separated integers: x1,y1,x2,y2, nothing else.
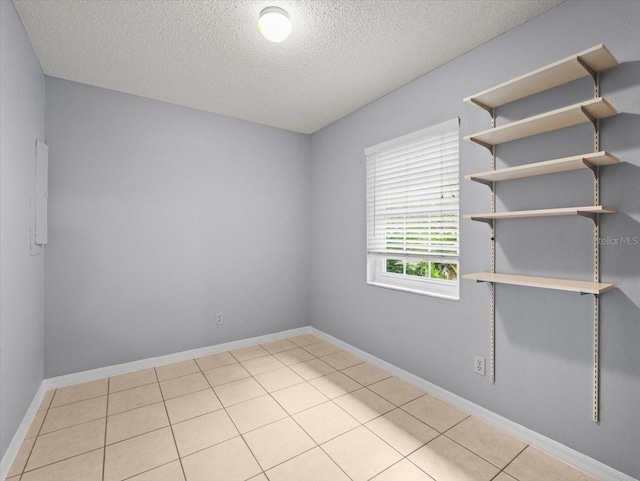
367,280,460,301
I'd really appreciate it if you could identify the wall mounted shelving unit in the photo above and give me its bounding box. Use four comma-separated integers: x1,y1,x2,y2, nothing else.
462,44,619,422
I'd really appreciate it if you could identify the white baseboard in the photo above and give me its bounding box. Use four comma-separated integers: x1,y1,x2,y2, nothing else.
308,327,637,481
2,325,635,481
0,383,46,481
43,326,311,390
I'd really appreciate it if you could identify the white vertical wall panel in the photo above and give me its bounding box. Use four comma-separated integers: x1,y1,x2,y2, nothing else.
35,140,48,245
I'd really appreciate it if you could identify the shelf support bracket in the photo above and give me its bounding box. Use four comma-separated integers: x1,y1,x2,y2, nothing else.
581,106,598,130
582,159,597,175
469,98,493,113
471,217,495,226
469,137,494,151
577,211,598,223
471,177,495,190
576,57,597,83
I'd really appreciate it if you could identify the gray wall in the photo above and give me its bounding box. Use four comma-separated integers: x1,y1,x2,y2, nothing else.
310,1,640,478
44,78,311,377
0,0,46,460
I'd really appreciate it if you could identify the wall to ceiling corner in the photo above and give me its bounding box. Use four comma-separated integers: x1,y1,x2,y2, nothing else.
309,0,640,478
44,78,312,377
0,0,46,460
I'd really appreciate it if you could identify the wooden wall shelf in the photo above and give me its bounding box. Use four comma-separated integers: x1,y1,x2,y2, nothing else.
466,151,619,184
462,272,615,295
464,44,618,110
465,206,614,222
464,98,616,147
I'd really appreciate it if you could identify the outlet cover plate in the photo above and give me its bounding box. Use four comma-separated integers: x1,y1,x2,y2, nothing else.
474,355,486,376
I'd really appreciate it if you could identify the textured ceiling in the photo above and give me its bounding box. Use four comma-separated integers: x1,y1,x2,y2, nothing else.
13,0,562,134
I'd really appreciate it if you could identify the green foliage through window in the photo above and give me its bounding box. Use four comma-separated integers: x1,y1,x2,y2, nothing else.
385,259,457,281
385,259,404,274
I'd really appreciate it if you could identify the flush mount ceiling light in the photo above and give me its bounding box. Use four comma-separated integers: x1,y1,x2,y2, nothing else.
258,6,292,43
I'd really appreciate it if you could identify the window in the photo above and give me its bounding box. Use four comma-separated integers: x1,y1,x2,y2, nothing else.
365,118,460,300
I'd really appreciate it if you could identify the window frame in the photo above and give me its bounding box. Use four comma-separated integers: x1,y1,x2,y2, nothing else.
365,118,460,300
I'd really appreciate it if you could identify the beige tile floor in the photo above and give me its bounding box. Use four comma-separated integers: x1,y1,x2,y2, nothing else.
7,334,597,481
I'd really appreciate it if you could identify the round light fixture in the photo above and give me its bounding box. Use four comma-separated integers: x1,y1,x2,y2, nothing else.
258,6,292,43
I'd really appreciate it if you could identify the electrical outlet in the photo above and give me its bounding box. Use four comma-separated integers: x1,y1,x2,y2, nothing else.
216,313,223,325
474,355,485,376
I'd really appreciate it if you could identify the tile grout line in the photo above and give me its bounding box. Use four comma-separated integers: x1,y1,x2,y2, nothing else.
48,379,110,409
107,380,158,396
33,391,55,437
370,457,437,481
15,386,107,477
318,384,431,478
40,395,107,418
385,400,484,470
440,416,527,472
46,386,144,411
363,408,432,462
340,367,391,387
206,364,252,389
434,411,471,435
251,384,344,479
299,404,358,481
490,444,530,481
197,355,266,480
360,416,417,457
315,445,356,481
118,459,177,481
234,427,275,476
38,397,108,436
154,366,189,481
260,443,326,477
298,402,362,445
17,448,105,479
105,425,169,450
107,399,164,419
32,397,162,439
397,394,469,436
102,378,109,481
14,388,56,477
253,371,306,394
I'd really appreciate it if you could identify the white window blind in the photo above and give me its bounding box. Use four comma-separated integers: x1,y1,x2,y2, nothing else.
366,118,459,263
